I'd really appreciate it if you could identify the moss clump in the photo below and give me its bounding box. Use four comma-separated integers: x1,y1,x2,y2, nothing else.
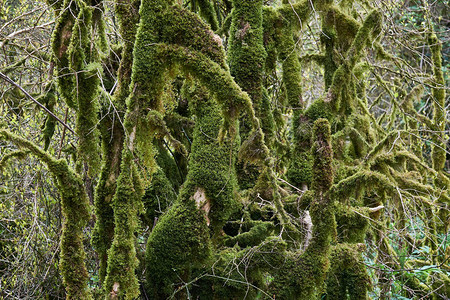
325,243,371,299
68,4,102,175
429,33,447,175
228,0,272,149
287,151,312,187
51,0,77,108
103,150,144,299
145,81,240,297
37,88,57,151
196,0,219,31
335,203,369,243
145,201,212,298
249,119,336,299
141,166,177,226
311,119,334,193
181,81,240,231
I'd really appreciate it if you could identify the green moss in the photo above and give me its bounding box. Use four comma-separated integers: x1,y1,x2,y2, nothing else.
145,201,212,298
429,33,447,175
0,130,92,299
335,203,369,243
287,151,312,187
103,150,144,299
91,0,140,286
141,166,177,226
68,5,102,176
277,24,303,110
37,88,57,151
145,81,241,297
325,9,383,114
311,119,333,192
182,81,240,230
325,243,371,299
191,246,264,300
225,220,273,248
277,0,312,29
196,0,219,31
155,141,184,189
228,0,267,138
51,0,77,108
0,150,29,171
248,119,336,299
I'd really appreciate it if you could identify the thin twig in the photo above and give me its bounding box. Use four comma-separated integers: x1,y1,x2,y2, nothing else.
0,71,75,135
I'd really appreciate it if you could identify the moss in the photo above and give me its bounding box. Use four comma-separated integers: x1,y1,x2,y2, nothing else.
277,24,303,110
0,150,29,171
196,0,219,31
326,5,361,52
335,203,369,243
91,0,140,286
311,119,334,192
182,81,240,230
0,130,92,299
325,9,383,114
145,81,241,297
141,166,177,226
145,201,212,298
305,98,333,121
38,88,57,151
225,220,273,248
68,5,102,176
228,0,267,138
191,246,264,300
250,119,336,299
154,141,184,189
429,33,447,175
51,0,77,108
325,243,371,299
103,150,144,299
277,0,313,30
287,151,312,187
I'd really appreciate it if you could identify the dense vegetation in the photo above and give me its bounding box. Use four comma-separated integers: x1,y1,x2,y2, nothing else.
0,0,449,299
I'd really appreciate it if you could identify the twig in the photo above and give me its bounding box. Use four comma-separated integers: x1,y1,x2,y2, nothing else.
0,71,75,135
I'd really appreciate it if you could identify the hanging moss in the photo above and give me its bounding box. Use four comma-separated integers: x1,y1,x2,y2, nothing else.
250,119,336,299
37,87,57,151
141,166,177,226
326,9,382,114
196,0,219,31
68,5,102,176
277,24,303,110
287,151,312,187
225,220,273,248
429,33,447,177
277,0,312,29
91,0,140,286
0,150,29,171
335,203,370,243
184,81,240,230
103,150,144,299
0,130,92,299
51,0,77,108
228,0,268,137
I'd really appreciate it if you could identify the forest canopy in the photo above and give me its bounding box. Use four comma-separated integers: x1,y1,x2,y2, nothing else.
0,0,449,299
